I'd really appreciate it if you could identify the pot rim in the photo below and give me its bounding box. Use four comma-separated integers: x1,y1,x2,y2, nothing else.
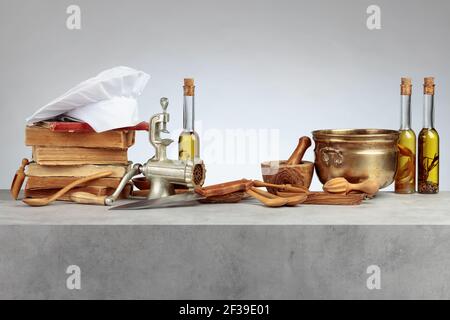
312,128,399,141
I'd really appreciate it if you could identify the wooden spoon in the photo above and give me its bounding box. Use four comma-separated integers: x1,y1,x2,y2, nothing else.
246,187,288,207
23,171,113,207
323,177,379,195
251,187,306,206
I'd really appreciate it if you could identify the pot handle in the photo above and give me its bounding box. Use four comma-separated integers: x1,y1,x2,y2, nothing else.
320,147,344,167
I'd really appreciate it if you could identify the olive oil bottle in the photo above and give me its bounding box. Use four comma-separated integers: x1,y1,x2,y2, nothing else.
395,78,416,194
178,78,200,160
418,77,439,194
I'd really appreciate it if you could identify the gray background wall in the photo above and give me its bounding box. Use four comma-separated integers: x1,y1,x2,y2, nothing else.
0,0,449,190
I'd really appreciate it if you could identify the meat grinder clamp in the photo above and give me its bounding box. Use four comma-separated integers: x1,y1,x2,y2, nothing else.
104,97,205,205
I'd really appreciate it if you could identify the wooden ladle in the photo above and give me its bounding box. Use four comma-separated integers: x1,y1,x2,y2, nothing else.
23,171,113,207
323,177,379,196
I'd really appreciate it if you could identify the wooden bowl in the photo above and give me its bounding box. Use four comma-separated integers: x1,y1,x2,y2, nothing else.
261,160,314,194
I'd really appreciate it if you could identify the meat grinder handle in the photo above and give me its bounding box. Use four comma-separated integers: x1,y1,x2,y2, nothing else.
105,163,142,206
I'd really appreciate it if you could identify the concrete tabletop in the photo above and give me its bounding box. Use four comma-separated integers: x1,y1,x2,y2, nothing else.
0,190,448,225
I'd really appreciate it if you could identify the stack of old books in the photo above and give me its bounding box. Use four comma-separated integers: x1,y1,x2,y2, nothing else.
24,121,147,201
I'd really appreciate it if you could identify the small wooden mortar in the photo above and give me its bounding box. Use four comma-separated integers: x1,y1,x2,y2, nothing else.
261,137,314,194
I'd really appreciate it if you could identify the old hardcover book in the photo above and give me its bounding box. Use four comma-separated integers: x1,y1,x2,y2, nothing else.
25,126,135,149
25,176,123,190
32,146,128,165
24,184,132,201
25,162,130,178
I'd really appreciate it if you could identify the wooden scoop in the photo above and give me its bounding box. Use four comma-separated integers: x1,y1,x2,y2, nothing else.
287,136,312,165
251,187,306,206
246,187,288,207
323,177,379,196
23,171,113,207
10,158,29,200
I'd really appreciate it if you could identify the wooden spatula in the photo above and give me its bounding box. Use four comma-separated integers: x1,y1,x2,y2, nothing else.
250,187,306,206
23,171,113,207
195,179,253,197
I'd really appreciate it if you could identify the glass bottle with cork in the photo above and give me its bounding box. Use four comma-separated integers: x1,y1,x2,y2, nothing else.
178,78,200,161
418,77,439,194
395,77,416,194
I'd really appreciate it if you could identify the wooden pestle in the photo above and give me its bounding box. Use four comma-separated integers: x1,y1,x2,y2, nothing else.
286,136,312,165
323,177,379,196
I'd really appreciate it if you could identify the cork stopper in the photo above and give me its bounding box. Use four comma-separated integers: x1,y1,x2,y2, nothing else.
400,77,412,95
183,78,195,96
424,77,435,95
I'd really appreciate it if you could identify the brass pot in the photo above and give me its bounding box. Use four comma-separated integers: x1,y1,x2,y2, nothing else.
312,129,399,189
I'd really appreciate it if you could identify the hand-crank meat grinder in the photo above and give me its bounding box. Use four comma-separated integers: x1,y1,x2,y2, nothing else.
104,97,206,206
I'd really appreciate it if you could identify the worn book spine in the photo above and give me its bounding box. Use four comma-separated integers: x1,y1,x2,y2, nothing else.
32,146,129,165
25,162,130,178
26,126,135,149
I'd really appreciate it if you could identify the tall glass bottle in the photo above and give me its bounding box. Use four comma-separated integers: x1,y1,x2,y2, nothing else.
178,78,200,160
418,77,439,194
395,77,416,194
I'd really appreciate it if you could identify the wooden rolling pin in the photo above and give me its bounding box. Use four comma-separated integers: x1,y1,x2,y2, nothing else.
286,136,311,165
323,178,379,196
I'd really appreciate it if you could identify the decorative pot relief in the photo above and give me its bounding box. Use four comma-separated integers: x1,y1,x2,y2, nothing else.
320,147,344,167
